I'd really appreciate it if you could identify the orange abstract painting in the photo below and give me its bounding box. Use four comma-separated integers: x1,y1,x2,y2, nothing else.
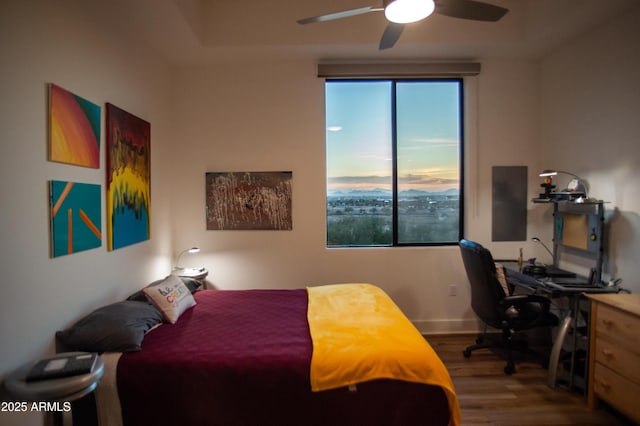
49,84,101,168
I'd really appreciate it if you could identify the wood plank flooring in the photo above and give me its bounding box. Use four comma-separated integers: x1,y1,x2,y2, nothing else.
425,334,635,426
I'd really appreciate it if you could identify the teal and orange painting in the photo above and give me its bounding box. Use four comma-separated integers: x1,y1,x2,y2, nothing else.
49,84,101,168
50,180,102,257
106,103,151,251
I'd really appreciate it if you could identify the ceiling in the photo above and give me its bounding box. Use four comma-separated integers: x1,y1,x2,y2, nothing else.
95,0,638,65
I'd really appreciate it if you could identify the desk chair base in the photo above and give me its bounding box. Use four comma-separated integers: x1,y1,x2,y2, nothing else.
463,326,551,375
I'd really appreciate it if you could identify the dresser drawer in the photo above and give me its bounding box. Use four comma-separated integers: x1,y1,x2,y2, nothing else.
595,335,640,384
596,304,640,351
593,363,640,423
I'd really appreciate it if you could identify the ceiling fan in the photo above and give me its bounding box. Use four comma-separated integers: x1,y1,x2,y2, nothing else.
297,0,509,50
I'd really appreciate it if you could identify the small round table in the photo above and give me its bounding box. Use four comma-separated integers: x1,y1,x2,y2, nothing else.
4,352,104,426
173,268,209,288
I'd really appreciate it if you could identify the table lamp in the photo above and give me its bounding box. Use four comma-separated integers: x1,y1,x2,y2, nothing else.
173,247,200,273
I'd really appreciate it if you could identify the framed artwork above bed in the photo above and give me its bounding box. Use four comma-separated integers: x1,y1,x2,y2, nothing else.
205,171,292,230
48,83,101,168
49,180,102,257
105,103,151,250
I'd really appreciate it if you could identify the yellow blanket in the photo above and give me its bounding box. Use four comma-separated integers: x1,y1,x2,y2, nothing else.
307,283,460,426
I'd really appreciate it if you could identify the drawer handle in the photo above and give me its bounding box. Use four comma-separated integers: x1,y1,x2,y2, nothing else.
598,380,611,390
601,348,615,358
601,319,614,327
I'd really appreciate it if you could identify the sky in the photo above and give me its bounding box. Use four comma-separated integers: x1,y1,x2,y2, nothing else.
326,80,461,193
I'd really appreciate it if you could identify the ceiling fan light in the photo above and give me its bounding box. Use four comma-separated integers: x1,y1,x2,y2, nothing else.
384,0,435,24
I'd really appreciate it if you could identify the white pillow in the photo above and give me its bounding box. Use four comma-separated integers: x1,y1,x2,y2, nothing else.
143,275,196,323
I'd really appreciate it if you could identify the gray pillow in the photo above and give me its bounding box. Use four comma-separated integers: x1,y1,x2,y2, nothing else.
56,301,163,353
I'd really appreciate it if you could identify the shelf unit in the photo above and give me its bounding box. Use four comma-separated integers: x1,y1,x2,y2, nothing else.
532,199,607,395
551,200,605,284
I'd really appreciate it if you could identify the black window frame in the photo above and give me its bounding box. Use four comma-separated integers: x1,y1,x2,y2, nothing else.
325,77,465,248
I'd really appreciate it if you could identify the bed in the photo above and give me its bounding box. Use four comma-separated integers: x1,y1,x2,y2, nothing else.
58,280,460,426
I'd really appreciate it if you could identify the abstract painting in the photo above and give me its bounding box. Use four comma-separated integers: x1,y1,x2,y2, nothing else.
49,180,102,257
206,171,292,230
106,103,151,250
49,84,101,168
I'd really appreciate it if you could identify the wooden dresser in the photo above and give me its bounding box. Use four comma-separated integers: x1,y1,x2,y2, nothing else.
587,293,640,423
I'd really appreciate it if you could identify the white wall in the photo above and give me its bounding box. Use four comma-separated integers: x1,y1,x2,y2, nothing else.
538,6,640,292
0,2,173,424
168,58,545,333
467,59,547,258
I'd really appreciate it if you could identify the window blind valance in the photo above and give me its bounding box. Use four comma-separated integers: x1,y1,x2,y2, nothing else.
317,62,481,79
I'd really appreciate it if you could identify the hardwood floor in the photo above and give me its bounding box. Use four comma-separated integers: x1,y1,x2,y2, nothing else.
426,334,635,426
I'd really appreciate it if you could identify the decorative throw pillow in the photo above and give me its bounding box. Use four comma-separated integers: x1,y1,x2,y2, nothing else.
127,276,201,302
55,301,164,353
143,275,196,323
494,262,510,295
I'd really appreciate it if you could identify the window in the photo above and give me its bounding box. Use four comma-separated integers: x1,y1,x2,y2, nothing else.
326,79,463,247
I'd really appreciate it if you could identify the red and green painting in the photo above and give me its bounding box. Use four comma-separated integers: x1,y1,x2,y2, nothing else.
205,171,292,230
49,180,102,257
49,84,101,168
106,103,151,250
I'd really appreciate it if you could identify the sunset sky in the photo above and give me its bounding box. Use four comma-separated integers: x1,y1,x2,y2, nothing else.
325,80,461,193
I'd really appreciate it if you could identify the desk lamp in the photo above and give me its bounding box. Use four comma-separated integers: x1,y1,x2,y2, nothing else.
531,237,553,258
173,247,200,273
539,170,588,198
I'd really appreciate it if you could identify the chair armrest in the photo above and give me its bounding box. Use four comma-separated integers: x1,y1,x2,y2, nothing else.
501,294,552,321
502,294,551,308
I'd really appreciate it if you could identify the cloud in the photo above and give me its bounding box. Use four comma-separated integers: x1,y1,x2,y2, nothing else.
327,173,459,192
400,137,459,149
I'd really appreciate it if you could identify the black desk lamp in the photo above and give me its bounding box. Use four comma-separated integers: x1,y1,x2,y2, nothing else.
531,237,553,258
539,169,588,198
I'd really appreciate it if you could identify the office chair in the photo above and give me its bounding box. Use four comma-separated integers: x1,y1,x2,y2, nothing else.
459,239,558,374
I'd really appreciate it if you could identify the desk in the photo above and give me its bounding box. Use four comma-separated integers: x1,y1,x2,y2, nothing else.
502,262,619,390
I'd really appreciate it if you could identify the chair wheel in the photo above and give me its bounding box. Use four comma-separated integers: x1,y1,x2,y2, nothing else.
463,349,471,358
504,364,515,375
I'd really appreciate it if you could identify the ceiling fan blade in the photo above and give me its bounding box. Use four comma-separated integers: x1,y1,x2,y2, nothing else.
297,6,380,25
434,0,508,22
379,23,404,50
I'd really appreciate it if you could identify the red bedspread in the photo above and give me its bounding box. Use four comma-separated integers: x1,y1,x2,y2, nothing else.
117,289,450,426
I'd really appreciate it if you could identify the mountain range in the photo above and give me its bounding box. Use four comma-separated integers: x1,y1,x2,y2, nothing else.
327,188,459,198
